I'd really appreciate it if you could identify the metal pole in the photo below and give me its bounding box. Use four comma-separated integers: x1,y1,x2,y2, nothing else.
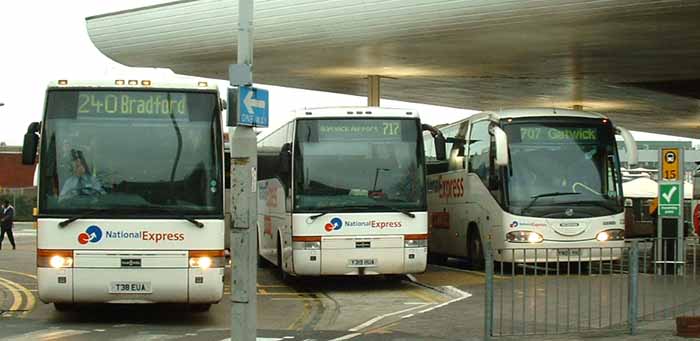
677,149,685,276
628,241,639,335
485,238,494,340
230,1,257,340
368,75,380,106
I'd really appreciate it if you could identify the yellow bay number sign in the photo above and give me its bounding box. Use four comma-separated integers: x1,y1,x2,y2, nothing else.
661,148,680,181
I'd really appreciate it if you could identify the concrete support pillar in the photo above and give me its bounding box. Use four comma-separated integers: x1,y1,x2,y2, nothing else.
368,75,381,107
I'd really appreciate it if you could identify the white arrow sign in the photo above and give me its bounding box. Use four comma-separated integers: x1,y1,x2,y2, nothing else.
662,186,677,204
244,90,266,115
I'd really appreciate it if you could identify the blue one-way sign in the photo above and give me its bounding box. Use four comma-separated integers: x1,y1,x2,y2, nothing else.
228,86,269,127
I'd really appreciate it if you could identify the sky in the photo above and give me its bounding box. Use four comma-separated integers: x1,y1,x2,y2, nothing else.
0,1,697,146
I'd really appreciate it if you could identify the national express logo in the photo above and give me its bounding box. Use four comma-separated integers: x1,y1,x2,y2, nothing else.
78,225,103,244
77,225,185,244
323,217,402,233
325,217,343,232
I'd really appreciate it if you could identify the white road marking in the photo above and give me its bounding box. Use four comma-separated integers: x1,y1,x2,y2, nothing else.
328,333,362,341
9,229,36,237
417,286,471,314
221,336,294,341
348,303,430,332
2,329,91,340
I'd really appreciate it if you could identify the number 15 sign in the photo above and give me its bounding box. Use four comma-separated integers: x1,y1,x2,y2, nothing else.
661,148,680,181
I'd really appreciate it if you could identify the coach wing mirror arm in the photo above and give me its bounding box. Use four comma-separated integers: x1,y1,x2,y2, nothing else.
279,143,292,175
22,121,41,165
422,124,446,161
616,126,638,167
492,126,509,167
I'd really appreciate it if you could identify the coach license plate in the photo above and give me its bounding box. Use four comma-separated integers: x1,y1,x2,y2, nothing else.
558,249,580,257
348,259,377,267
109,282,152,294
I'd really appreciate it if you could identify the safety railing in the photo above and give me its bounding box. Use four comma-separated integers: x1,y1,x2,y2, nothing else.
485,242,632,338
485,238,700,339
636,237,700,322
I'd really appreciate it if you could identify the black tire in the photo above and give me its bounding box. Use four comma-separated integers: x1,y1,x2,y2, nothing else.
468,227,485,270
428,252,448,265
189,304,211,313
54,303,75,312
257,233,271,268
383,274,406,283
277,238,291,283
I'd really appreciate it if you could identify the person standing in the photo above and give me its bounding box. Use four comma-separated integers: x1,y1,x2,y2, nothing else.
1,200,16,250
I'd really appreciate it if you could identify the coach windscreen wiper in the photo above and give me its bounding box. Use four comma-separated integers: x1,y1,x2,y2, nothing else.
59,208,111,227
308,212,328,221
522,192,580,213
115,205,205,228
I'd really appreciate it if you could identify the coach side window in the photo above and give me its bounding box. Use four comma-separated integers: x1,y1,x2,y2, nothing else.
257,124,288,181
468,121,491,187
423,132,436,161
440,124,459,154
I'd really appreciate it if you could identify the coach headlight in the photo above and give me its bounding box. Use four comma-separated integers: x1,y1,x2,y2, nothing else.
404,234,428,248
506,231,544,243
188,250,225,269
292,236,322,250
190,256,212,269
50,256,73,268
596,229,624,242
38,249,74,268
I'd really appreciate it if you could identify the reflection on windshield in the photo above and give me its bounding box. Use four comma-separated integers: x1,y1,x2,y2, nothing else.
294,119,425,212
39,91,223,217
504,120,622,217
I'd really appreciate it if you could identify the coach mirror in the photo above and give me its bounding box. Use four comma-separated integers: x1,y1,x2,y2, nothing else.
22,121,40,165
492,126,509,167
434,134,447,161
422,124,446,161
279,143,292,175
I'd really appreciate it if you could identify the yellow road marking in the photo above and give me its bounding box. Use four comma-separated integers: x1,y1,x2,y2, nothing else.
287,298,314,330
0,276,35,312
0,278,24,311
365,321,400,335
405,287,440,304
0,269,37,279
258,288,268,294
431,265,508,280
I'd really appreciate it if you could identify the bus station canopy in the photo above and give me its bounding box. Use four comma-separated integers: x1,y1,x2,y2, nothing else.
86,0,700,137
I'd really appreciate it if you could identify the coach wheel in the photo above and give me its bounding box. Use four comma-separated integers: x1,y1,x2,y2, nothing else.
189,304,211,313
53,303,75,312
428,252,448,265
468,226,485,270
257,230,271,268
277,237,291,283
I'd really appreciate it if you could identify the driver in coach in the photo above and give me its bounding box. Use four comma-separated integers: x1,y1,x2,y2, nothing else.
58,150,106,202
